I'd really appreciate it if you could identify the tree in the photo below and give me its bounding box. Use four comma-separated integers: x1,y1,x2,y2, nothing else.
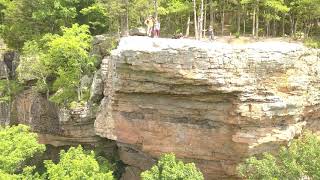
0,125,45,177
120,0,129,37
0,0,108,50
17,41,51,98
45,146,114,180
141,153,204,180
199,0,204,39
193,0,199,39
17,24,95,105
238,131,320,179
80,2,109,35
45,24,95,105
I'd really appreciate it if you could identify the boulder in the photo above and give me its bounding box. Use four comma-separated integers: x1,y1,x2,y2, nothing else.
129,27,147,36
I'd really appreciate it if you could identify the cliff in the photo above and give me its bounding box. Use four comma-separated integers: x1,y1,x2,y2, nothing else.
95,37,320,179
1,36,320,179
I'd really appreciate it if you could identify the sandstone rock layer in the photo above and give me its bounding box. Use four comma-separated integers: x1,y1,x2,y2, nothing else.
95,37,320,179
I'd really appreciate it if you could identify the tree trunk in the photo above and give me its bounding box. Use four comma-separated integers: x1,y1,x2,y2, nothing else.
237,1,241,35
193,0,199,39
203,0,207,38
186,14,191,37
294,19,298,36
252,7,256,36
282,14,285,36
272,19,276,37
78,73,81,102
210,0,214,26
306,19,312,38
221,0,225,36
193,0,198,39
120,0,129,37
199,0,204,39
266,21,269,37
4,66,11,125
243,19,246,35
154,0,158,19
255,4,259,38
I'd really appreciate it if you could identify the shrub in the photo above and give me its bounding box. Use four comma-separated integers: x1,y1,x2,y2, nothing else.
45,146,114,180
141,153,204,180
238,131,320,179
304,38,320,48
0,125,45,179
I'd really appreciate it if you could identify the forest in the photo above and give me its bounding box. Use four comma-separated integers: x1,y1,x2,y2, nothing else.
0,0,320,50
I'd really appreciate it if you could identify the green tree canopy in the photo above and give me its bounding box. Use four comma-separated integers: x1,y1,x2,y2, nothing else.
45,146,114,180
0,0,108,50
0,125,45,174
0,125,45,179
141,153,204,180
238,131,320,179
17,24,95,105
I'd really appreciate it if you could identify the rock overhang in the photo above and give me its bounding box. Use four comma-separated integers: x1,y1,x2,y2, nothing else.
94,36,320,179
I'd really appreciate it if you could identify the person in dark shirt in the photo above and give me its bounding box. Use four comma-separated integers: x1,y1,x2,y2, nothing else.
208,26,214,40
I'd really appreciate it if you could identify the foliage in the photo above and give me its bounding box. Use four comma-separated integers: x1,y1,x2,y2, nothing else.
141,153,204,180
238,131,320,179
0,0,108,50
17,41,50,96
45,145,114,180
17,24,95,105
0,125,45,175
44,24,95,105
304,38,320,48
80,3,109,34
0,80,23,103
0,125,116,179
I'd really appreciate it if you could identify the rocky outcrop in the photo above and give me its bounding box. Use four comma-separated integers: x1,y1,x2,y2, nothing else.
95,37,320,179
129,27,147,36
2,35,320,179
9,88,109,147
11,89,60,134
3,35,117,148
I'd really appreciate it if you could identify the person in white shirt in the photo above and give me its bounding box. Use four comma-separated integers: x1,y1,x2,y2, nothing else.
154,18,160,38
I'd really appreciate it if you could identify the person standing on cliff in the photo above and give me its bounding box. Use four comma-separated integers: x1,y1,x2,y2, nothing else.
145,15,154,37
154,18,160,38
208,26,214,40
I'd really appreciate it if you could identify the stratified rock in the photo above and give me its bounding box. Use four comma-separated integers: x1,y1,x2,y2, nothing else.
0,50,18,126
10,89,60,134
120,166,141,180
10,89,100,147
90,69,104,103
129,27,147,36
3,51,19,78
0,102,10,126
95,36,320,179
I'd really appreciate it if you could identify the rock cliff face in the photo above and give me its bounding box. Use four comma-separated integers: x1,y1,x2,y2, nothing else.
95,37,320,179
0,50,18,126
0,36,115,147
